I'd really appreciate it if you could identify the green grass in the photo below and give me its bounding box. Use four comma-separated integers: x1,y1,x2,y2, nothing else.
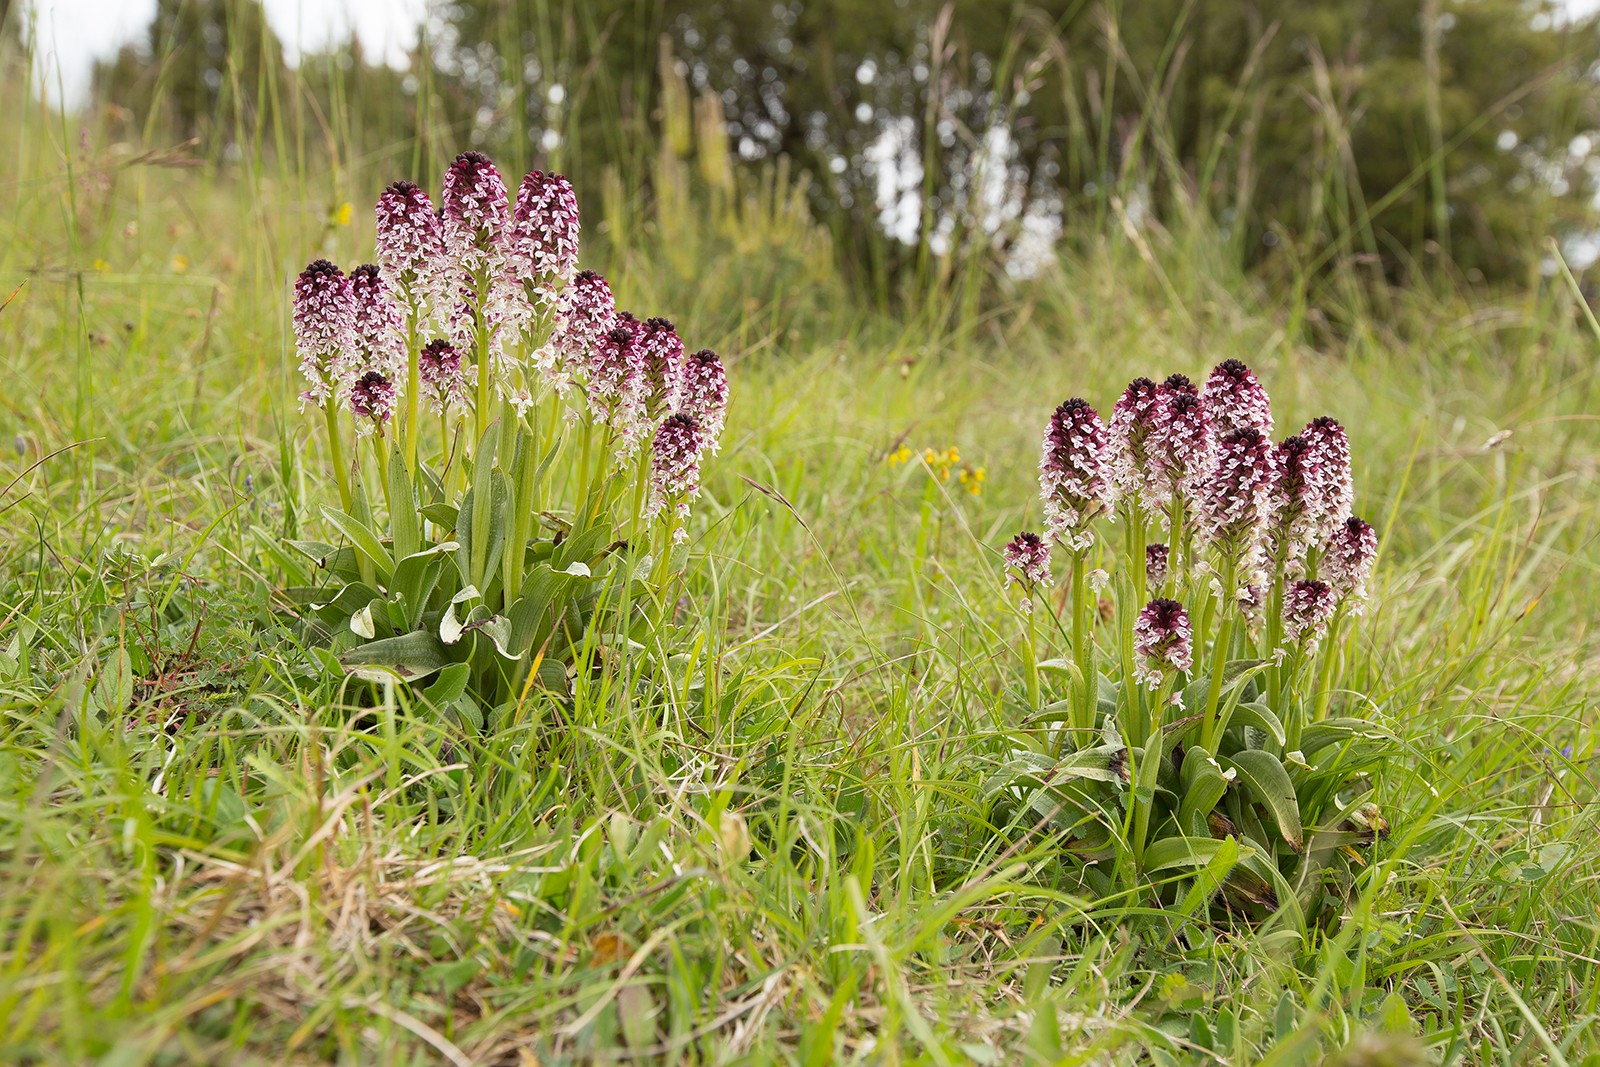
2,60,1599,1066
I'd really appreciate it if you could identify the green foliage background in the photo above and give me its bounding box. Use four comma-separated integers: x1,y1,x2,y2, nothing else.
86,0,1600,291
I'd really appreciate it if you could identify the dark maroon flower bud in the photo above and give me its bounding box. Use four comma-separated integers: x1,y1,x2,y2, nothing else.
1145,543,1170,589
1303,417,1354,545
293,259,353,408
374,180,443,313
649,412,707,533
676,348,729,452
1039,398,1112,551
1109,376,1162,518
1202,359,1274,438
1198,428,1277,585
1283,579,1336,650
347,371,398,430
418,338,468,412
1134,598,1193,689
508,170,580,288
1322,516,1377,609
1003,532,1053,598
1266,434,1322,571
1162,372,1198,397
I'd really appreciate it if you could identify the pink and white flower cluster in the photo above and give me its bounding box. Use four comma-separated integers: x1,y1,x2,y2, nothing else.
293,150,730,515
1007,358,1378,678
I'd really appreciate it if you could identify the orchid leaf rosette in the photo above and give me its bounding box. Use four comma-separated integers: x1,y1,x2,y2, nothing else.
273,151,730,729
984,359,1394,930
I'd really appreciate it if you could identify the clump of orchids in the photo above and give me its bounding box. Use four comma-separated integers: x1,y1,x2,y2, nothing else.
990,362,1390,925
283,152,728,720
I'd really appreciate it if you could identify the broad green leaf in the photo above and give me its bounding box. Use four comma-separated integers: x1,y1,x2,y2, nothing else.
1299,717,1398,758
1223,749,1303,851
319,505,394,582
339,630,450,683
1230,701,1286,749
421,662,471,707
1178,745,1233,835
421,503,459,529
391,543,457,629
1144,835,1242,874
389,446,421,560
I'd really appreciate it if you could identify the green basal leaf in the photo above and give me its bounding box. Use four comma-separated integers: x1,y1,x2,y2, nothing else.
389,446,421,561
1299,717,1399,759
339,630,451,683
1222,749,1304,852
1230,701,1287,749
421,662,471,707
320,505,395,583
1177,744,1233,836
391,543,457,630
421,503,460,529
1143,835,1251,874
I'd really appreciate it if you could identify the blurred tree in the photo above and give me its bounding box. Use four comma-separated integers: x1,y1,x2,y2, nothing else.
432,0,1600,286
91,0,289,151
89,0,1600,287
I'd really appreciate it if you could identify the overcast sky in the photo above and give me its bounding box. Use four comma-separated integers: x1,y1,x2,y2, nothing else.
24,0,427,107
22,0,1600,111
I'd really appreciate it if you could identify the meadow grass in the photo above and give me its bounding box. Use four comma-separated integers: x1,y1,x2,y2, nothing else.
1,49,1599,1066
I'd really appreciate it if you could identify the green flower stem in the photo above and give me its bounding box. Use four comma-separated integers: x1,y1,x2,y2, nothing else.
1070,548,1096,741
1284,645,1312,752
322,400,352,513
1200,558,1237,751
1313,609,1346,722
1023,595,1040,712
503,426,533,603
1265,559,1286,707
402,311,420,478
1121,513,1148,746
1164,497,1186,599
369,431,391,512
473,304,492,442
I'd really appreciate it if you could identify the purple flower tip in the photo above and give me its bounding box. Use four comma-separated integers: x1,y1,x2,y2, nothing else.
649,412,707,530
1003,531,1053,595
1134,597,1193,688
1145,543,1170,589
676,348,730,450
1039,397,1112,551
1202,358,1274,438
1283,579,1336,650
1322,515,1377,608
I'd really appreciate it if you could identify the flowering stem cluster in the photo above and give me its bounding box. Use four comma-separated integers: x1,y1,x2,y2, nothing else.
1004,362,1377,755
290,152,729,708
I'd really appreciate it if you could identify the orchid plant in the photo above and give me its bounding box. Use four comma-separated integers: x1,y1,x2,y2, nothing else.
275,152,728,726
989,361,1391,930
